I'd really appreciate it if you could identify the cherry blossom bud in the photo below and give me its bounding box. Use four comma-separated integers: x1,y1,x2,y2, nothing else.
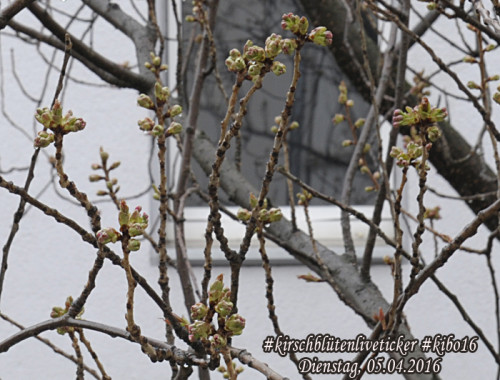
249,193,258,208
360,165,370,174
109,161,121,170
298,16,309,35
268,208,283,222
281,38,297,55
119,200,129,226
33,131,55,148
50,306,65,318
209,274,225,303
152,124,164,137
138,117,155,132
332,114,345,124
245,45,266,62
225,314,245,336
248,63,262,77
265,33,282,58
211,334,226,349
166,122,182,136
191,302,208,320
427,126,442,142
127,239,141,251
99,147,109,162
96,227,120,244
355,118,365,128
89,174,102,182
494,92,500,105
188,321,211,341
467,81,481,89
215,299,233,318
169,105,183,117
137,94,155,109
237,208,251,222
271,61,286,76
309,26,333,46
463,55,477,63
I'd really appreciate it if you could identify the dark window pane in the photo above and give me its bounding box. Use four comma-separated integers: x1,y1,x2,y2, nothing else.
183,0,377,206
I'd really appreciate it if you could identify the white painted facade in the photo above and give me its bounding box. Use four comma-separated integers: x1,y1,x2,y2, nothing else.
0,1,498,379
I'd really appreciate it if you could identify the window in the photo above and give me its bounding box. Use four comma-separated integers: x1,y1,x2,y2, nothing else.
158,0,394,264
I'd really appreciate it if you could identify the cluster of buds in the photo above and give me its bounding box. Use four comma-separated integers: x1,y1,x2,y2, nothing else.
217,362,245,378
281,13,309,36
270,115,299,134
225,38,289,82
390,98,446,169
265,33,283,59
50,296,83,335
34,100,86,148
187,275,246,351
297,189,313,206
34,131,55,148
308,26,333,46
89,147,121,197
392,98,446,137
424,206,441,220
96,200,148,251
137,83,181,118
390,142,428,169
337,81,352,105
138,53,183,138
225,48,247,72
185,1,204,23
225,14,331,82
236,193,283,224
144,52,168,74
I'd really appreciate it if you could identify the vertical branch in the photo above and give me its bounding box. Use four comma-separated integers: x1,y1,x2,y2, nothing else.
409,136,429,282
238,41,305,258
282,139,297,231
388,166,408,331
78,329,111,380
476,27,500,374
201,73,245,302
68,331,84,380
256,226,311,380
173,0,220,315
339,0,380,262
156,128,174,317
235,41,305,309
120,227,158,360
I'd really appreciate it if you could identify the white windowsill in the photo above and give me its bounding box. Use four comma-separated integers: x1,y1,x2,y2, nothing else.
159,205,394,266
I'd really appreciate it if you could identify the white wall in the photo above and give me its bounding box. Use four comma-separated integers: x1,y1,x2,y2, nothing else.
0,2,499,379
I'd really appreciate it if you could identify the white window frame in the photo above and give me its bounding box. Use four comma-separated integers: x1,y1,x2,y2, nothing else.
156,1,396,265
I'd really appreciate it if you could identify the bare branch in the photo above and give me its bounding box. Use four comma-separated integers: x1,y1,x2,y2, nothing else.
0,0,35,30
27,2,154,92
